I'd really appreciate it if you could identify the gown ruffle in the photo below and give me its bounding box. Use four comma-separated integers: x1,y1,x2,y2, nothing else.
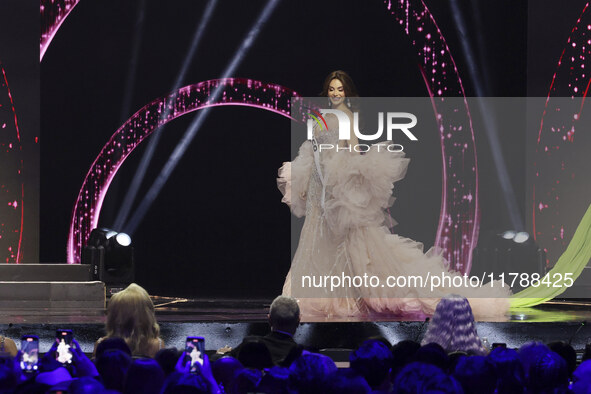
278,137,510,319
277,140,314,218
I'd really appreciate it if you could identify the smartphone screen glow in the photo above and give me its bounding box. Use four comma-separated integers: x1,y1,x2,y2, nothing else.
55,330,73,364
20,336,39,372
185,336,205,373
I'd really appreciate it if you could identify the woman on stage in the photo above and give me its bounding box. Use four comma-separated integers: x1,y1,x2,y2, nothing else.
278,70,510,318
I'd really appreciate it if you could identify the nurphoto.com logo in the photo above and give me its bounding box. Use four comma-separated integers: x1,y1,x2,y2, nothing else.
306,109,418,152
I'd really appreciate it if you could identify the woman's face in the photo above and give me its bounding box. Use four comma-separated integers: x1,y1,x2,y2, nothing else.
328,78,345,106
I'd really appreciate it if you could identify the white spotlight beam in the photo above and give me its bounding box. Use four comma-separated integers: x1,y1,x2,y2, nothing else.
123,0,281,235
118,0,147,126
113,0,219,231
449,0,524,231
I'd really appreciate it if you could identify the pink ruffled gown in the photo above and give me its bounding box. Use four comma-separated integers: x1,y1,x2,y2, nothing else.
277,126,510,318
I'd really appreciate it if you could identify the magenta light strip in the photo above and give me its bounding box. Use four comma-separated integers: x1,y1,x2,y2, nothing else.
67,78,300,263
385,0,478,274
533,2,591,268
40,0,82,61
0,63,24,263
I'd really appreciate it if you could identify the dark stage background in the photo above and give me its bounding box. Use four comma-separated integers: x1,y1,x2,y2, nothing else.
38,0,531,298
0,0,40,264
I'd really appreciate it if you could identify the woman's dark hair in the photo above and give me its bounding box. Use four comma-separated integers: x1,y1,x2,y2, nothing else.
161,372,210,394
256,366,291,394
95,349,132,392
212,356,244,392
486,347,525,394
95,336,132,359
412,342,449,371
155,347,183,377
547,341,577,377
123,358,165,394
393,362,463,394
527,351,569,394
230,368,262,394
320,70,359,98
391,340,421,376
349,339,393,389
289,353,337,393
452,356,497,394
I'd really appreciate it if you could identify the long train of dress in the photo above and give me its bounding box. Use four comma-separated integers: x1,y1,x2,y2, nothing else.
278,128,510,318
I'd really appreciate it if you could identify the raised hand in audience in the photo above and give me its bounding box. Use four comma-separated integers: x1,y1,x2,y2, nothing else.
70,339,98,377
175,352,221,394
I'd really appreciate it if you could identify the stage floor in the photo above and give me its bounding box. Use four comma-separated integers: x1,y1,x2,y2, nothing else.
1,297,590,324
153,297,591,323
1,298,589,355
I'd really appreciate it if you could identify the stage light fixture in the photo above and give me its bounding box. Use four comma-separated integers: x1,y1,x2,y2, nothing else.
82,227,134,295
514,232,530,244
472,230,545,292
502,230,516,240
115,232,131,247
501,230,530,243
86,227,117,247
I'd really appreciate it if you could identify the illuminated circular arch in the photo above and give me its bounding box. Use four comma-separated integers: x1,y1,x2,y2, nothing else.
533,3,591,266
40,0,82,61
67,78,299,263
385,0,478,274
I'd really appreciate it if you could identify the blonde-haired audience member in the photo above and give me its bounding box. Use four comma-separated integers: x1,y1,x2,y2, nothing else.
0,335,17,357
94,283,164,357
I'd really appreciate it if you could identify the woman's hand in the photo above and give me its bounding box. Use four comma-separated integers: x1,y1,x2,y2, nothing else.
216,345,232,355
71,339,98,377
175,353,221,394
192,354,221,394
42,340,59,362
175,352,191,374
10,351,27,383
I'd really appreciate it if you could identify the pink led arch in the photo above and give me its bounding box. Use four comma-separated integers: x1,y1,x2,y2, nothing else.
385,0,478,274
40,0,82,61
533,3,591,267
67,78,300,263
0,63,24,263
